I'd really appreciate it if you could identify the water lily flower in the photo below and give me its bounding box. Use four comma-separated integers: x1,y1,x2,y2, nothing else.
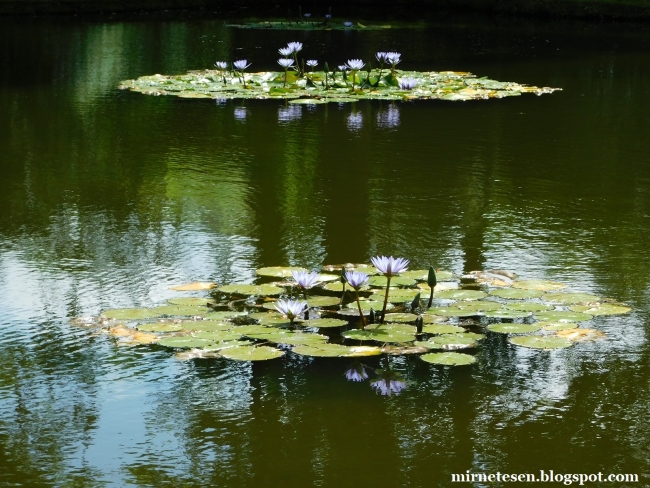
214,61,228,69
291,270,320,289
345,59,365,71
306,60,318,67
304,12,311,18
337,65,348,71
345,270,369,290
274,299,309,323
372,255,409,323
287,42,303,53
375,52,387,63
278,58,295,68
385,52,401,66
399,77,418,90
344,21,353,27
279,46,293,57
325,13,332,19
233,60,251,70
371,256,409,277
344,362,369,382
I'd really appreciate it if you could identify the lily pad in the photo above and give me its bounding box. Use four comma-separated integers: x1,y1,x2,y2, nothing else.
545,292,601,304
136,322,183,333
435,290,487,300
483,310,532,319
167,297,213,306
569,303,632,315
179,321,233,332
369,288,420,302
217,284,285,296
508,335,573,350
455,301,505,312
381,345,430,355
152,305,209,316
220,345,285,361
540,321,579,331
102,308,162,320
255,266,308,278
345,346,383,357
169,282,217,291
264,332,329,345
487,323,542,334
383,313,419,323
157,336,215,349
512,280,567,291
345,300,393,311
306,296,341,308
420,352,477,366
422,324,466,334
342,329,415,343
291,343,352,357
204,311,248,320
300,318,348,328
425,307,478,317
504,302,553,312
415,334,480,350
367,276,417,287
489,288,544,300
533,311,593,322
192,330,245,341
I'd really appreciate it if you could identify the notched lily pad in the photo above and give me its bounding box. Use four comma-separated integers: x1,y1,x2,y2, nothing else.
426,307,478,317
204,311,248,320
539,321,579,331
220,345,285,361
422,324,466,334
383,313,419,323
487,323,542,334
169,282,217,291
509,335,573,350
483,310,532,319
504,302,553,312
291,343,352,357
157,336,215,349
306,296,341,308
415,334,480,350
455,301,504,312
136,322,183,333
420,352,477,366
367,276,417,287
179,320,233,332
152,305,209,316
167,297,214,307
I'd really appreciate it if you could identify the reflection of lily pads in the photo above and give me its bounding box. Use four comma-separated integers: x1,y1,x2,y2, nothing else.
509,335,573,350
533,311,593,322
539,321,579,331
487,323,542,334
483,310,531,319
301,318,348,328
102,308,162,320
512,280,567,291
545,292,601,304
255,266,308,278
422,324,466,334
137,323,183,333
420,352,477,366
569,303,631,315
504,302,553,312
489,288,544,300
435,290,487,300
217,284,285,296
220,346,285,361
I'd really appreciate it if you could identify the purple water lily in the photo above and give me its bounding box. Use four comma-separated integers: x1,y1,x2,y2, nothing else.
385,52,401,66
345,270,369,290
399,77,418,90
279,46,293,57
291,270,320,290
214,61,228,69
375,52,387,63
306,60,318,67
372,255,409,323
278,58,295,68
233,60,251,70
345,59,365,71
274,299,309,323
287,42,303,53
344,362,369,382
344,21,353,27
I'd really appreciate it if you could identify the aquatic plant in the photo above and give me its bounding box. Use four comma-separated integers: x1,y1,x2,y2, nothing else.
346,270,370,329
399,77,418,90
344,59,365,90
371,365,407,396
291,270,320,290
371,256,409,323
274,298,309,325
232,60,251,87
344,361,369,382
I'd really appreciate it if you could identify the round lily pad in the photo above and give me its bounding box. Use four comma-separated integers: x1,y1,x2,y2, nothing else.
345,300,393,311
204,311,248,320
152,305,209,316
422,324,466,334
569,303,631,315
255,266,308,278
136,323,183,333
233,325,279,336
504,302,553,312
217,284,285,296
300,318,348,328
102,308,162,320
291,344,352,357
248,312,282,321
367,276,417,287
425,307,477,317
545,292,601,304
342,329,415,343
508,335,573,350
265,332,328,345
255,316,299,326
179,321,233,332
489,288,544,300
539,321,579,331
192,330,245,341
369,288,420,302
321,282,357,293
306,296,341,308
167,297,213,307
455,301,504,312
487,323,542,334
483,310,532,319
316,274,340,283
157,336,215,349
416,334,479,350
512,280,567,291
435,290,487,300
381,345,430,355
533,311,593,322
201,340,254,351
383,313,419,323
420,352,477,366
220,346,285,361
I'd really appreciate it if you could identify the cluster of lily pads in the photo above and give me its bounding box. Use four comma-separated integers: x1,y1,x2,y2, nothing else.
118,42,560,104
75,255,630,394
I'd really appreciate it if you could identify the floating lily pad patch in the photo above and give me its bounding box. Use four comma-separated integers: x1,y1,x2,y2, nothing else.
569,303,631,316
508,335,573,350
217,283,285,296
415,334,480,350
167,297,214,307
152,305,209,316
422,324,466,334
306,296,341,308
345,300,394,311
544,292,601,305
291,344,352,357
179,321,233,332
539,321,579,331
420,352,477,366
512,280,567,291
256,266,308,278
157,336,216,349
435,289,487,301
136,322,184,333
504,302,553,312
483,309,532,320
300,318,348,328
455,301,505,312
204,311,248,320
426,306,479,317
487,323,542,334
342,328,415,343
490,288,544,300
220,345,285,361
383,313,419,323
533,311,593,322
367,275,417,287
192,330,246,341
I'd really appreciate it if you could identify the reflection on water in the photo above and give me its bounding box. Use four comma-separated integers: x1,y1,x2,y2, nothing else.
1,14,650,487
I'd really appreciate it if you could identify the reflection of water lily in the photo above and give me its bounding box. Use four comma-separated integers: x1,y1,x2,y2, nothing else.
371,368,407,396
372,255,409,324
278,104,302,123
291,270,320,290
233,106,247,121
274,299,309,323
345,362,369,382
304,12,311,18
346,112,363,132
376,105,401,129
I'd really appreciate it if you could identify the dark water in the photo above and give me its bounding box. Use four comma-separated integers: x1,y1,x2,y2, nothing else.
1,14,649,487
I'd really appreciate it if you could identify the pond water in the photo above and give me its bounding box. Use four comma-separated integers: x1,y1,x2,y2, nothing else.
1,13,649,486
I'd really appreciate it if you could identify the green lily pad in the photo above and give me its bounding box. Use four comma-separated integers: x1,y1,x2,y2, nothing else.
489,288,544,300
255,316,299,326
288,98,329,104
425,307,478,317
217,284,285,296
204,311,248,320
300,318,348,328
512,280,567,291
178,321,233,332
487,323,542,334
435,290,487,300
233,325,279,336
192,330,245,341
539,321,579,331
248,311,282,320
167,297,213,307
102,308,162,320
291,344,352,357
544,292,601,304
483,310,532,319
201,340,254,351
369,288,420,302
533,311,593,322
220,345,285,361
383,313,419,323
415,334,479,350
264,332,328,345
422,324,466,334
157,336,215,349
420,352,477,366
136,322,183,333
508,335,574,350
321,282,357,293
569,303,631,315
306,296,341,308
316,274,340,283
504,302,553,312
342,329,415,343
367,276,417,287
455,301,505,312
152,305,209,316
345,300,393,311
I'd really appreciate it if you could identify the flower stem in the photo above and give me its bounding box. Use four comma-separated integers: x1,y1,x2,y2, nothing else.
380,275,392,324
355,290,367,329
